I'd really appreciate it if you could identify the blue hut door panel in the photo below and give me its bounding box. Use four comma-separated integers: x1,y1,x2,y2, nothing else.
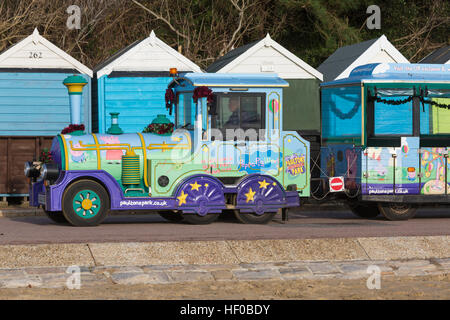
0,72,90,136
102,76,174,133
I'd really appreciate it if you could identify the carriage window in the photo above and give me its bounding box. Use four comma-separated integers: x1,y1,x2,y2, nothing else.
374,97,413,136
420,97,450,135
176,93,196,130
212,94,264,139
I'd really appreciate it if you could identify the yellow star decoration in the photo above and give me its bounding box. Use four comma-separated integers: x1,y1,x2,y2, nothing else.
177,191,188,206
190,181,201,191
245,188,256,203
273,182,277,186
204,183,209,188
258,179,270,189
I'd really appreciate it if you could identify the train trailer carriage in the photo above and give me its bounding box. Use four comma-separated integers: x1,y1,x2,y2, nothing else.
320,63,450,220
26,72,310,226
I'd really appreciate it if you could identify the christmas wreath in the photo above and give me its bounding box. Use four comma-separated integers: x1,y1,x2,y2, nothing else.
142,122,174,135
39,148,53,163
61,124,85,134
193,86,213,104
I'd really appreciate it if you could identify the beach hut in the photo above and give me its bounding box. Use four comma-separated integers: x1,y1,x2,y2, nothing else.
318,35,409,82
206,34,323,139
93,30,202,134
0,28,92,202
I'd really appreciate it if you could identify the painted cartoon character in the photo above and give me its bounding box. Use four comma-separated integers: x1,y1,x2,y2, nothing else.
407,167,416,181
70,142,86,163
100,136,123,163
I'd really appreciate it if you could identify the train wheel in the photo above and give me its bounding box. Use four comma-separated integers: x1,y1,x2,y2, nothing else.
44,210,69,224
347,202,380,219
62,179,110,227
158,210,184,222
233,210,277,224
378,203,417,221
182,212,220,225
234,175,284,224
174,175,226,225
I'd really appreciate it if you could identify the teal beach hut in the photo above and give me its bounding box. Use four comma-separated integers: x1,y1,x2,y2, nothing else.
0,28,92,201
93,30,202,134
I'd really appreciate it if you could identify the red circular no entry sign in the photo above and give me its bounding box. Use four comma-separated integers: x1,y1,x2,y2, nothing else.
329,177,345,192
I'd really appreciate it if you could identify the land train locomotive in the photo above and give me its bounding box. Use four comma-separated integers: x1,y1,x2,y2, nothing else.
25,63,450,226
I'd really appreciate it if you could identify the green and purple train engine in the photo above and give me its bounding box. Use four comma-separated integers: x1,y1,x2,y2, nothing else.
26,73,310,226
320,63,450,220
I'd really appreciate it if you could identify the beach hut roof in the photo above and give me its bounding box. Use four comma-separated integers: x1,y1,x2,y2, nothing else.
206,34,322,81
0,28,92,77
317,35,409,82
94,30,202,78
419,46,450,64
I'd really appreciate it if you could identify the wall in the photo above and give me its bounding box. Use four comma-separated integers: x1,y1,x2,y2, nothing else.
283,79,320,133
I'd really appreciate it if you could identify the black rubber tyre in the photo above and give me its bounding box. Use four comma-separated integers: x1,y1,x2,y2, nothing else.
378,203,417,221
62,179,110,227
233,210,277,224
347,202,380,219
182,212,220,225
158,210,184,222
44,210,69,224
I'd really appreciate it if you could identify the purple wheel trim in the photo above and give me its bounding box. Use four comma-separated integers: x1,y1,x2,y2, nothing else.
236,174,286,215
174,175,226,216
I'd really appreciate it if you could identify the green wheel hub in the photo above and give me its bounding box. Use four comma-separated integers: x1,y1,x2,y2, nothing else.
73,190,101,219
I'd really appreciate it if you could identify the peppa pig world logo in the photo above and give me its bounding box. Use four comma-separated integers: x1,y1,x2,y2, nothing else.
285,153,305,176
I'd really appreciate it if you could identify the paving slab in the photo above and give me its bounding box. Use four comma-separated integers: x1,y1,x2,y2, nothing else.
88,241,240,266
0,244,94,268
357,236,450,260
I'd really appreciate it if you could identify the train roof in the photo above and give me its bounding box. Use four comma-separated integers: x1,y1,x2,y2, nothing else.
321,63,450,87
169,73,289,88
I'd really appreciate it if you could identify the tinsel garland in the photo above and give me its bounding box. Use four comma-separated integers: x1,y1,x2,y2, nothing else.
193,86,213,104
142,122,174,135
61,124,85,134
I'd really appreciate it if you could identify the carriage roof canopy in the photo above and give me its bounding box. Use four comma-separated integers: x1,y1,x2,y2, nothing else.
321,63,450,87
171,73,289,88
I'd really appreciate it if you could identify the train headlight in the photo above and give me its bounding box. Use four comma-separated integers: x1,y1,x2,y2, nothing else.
39,164,48,181
24,162,41,178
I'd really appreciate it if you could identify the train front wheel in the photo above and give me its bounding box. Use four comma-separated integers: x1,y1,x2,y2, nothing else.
378,203,417,221
62,179,110,227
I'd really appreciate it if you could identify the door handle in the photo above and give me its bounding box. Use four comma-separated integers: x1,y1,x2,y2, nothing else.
234,142,246,147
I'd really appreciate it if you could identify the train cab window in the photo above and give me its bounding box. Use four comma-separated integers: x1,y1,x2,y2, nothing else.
212,94,265,140
176,93,196,130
